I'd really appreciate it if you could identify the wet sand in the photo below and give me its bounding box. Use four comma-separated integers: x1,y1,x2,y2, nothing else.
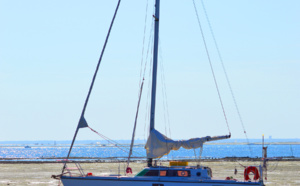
0,161,299,186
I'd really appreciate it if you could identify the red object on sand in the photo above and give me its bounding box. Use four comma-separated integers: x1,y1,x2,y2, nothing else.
126,167,133,174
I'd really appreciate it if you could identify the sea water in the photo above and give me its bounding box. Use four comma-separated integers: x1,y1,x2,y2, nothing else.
0,140,299,161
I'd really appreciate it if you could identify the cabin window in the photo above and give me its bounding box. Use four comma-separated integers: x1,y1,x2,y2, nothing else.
141,169,190,177
160,170,167,176
144,170,159,176
165,170,191,177
167,170,178,177
177,170,190,177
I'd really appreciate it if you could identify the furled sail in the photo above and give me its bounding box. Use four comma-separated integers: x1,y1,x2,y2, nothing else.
145,129,230,159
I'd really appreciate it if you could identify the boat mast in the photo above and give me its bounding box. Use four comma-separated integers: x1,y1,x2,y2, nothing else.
148,0,160,167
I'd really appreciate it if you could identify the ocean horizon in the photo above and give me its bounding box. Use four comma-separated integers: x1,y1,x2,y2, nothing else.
1,138,300,145
1,139,299,161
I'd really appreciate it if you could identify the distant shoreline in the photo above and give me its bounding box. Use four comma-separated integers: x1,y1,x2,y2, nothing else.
1,138,300,145
1,141,300,148
1,157,300,164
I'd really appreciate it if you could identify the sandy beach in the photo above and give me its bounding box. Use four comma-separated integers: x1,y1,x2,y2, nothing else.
0,160,299,186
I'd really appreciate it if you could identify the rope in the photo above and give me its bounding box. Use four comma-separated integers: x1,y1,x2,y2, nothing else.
88,126,144,157
138,0,150,88
127,80,145,167
235,160,247,168
192,0,231,134
200,0,252,156
143,27,154,142
199,146,203,165
88,127,128,154
193,149,197,162
62,0,122,174
158,38,173,161
193,147,203,166
141,12,154,142
158,38,172,139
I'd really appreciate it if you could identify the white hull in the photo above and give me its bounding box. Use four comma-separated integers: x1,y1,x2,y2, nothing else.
61,176,264,186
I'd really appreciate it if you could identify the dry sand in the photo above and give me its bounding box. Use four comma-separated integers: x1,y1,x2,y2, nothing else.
0,161,299,186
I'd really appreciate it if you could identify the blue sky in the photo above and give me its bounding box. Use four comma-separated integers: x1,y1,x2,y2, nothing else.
0,0,299,141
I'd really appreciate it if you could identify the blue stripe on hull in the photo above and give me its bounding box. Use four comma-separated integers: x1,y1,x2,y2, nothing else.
61,176,263,186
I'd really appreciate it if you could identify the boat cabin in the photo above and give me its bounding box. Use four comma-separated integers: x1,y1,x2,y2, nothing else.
136,166,212,180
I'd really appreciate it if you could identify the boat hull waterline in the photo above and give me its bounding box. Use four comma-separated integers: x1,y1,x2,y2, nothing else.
61,176,264,186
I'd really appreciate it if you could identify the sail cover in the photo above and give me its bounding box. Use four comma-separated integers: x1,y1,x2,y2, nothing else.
145,129,230,159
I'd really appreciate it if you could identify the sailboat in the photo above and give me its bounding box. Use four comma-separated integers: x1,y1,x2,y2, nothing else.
55,0,265,185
